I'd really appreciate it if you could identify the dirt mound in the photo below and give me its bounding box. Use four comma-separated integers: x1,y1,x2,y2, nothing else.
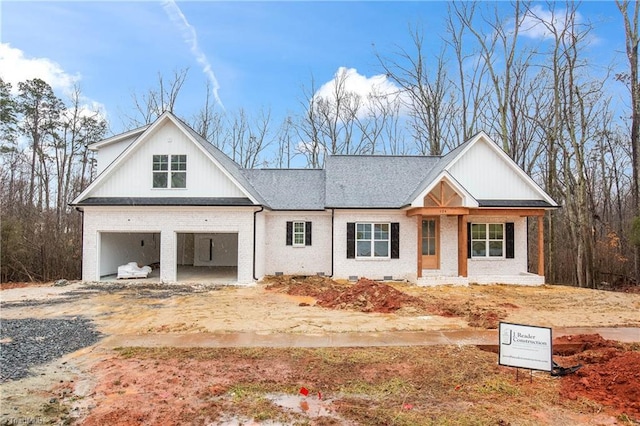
555,334,640,420
263,274,345,299
315,278,426,313
264,275,425,314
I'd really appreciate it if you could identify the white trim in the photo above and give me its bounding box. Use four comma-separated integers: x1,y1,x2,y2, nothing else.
88,125,150,150
292,221,306,246
410,171,479,208
470,222,505,259
355,222,391,259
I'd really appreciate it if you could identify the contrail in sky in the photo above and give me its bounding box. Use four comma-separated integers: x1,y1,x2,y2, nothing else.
162,0,224,110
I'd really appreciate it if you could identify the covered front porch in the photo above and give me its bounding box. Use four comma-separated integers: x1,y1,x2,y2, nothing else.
407,206,547,287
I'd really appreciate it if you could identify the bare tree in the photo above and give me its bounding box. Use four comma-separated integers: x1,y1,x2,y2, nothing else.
376,26,455,155
616,0,640,282
124,68,189,128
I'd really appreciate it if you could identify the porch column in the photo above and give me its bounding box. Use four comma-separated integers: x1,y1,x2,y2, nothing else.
457,215,468,277
538,215,545,277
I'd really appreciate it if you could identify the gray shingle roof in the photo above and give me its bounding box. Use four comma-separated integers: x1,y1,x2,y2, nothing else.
243,169,326,210
324,155,441,208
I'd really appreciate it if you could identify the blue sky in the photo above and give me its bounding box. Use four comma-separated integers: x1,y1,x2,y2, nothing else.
0,1,629,137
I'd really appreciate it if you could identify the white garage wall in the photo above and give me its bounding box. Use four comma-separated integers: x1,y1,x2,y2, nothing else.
82,206,257,283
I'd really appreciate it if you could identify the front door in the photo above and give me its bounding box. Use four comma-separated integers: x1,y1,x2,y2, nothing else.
421,217,439,269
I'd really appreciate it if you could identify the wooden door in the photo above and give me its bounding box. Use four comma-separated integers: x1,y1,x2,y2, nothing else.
421,217,439,269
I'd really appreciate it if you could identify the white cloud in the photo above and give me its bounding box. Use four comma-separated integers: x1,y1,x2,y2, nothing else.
0,43,106,121
518,5,585,41
314,67,406,119
0,43,80,94
162,0,224,110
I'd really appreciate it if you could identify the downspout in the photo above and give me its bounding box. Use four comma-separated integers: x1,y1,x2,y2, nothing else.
328,208,334,277
252,206,264,281
75,207,84,281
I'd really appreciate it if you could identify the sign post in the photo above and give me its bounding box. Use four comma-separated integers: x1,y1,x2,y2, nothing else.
499,322,552,373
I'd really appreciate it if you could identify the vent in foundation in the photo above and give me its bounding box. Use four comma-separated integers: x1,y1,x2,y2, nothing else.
275,272,283,276
316,272,325,277
383,275,393,281
348,275,358,282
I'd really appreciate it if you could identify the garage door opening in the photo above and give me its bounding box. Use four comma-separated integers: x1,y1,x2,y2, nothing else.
176,233,238,283
99,232,161,281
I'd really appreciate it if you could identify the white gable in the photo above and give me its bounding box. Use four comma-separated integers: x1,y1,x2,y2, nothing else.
93,135,138,175
86,120,246,199
447,135,548,201
410,172,479,208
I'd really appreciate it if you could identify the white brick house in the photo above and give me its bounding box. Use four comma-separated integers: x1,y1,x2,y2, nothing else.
72,112,558,286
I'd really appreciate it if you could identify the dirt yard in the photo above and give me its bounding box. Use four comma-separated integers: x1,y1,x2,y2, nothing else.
1,277,639,425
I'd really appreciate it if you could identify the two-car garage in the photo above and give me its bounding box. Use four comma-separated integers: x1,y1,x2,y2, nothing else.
80,205,258,284
97,232,238,283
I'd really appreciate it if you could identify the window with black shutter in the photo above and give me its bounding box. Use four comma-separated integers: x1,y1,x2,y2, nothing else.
286,221,311,246
347,222,398,259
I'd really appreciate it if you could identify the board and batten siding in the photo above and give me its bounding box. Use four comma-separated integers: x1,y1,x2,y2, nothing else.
333,210,417,281
448,139,541,200
89,122,246,198
93,135,138,176
82,206,257,283
262,211,332,276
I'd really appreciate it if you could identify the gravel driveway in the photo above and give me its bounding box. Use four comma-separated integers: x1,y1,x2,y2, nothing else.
0,317,102,382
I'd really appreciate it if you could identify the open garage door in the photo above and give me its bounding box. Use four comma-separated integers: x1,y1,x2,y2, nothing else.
99,232,161,280
176,233,238,283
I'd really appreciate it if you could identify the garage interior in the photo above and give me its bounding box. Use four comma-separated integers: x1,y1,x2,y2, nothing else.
99,232,238,283
176,232,238,283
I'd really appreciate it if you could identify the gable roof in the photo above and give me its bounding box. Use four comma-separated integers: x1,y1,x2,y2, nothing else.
175,116,266,205
405,131,558,208
72,112,265,206
74,113,558,210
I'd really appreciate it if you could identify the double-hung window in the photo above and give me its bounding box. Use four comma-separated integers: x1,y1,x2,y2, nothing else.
471,223,504,258
153,155,187,188
286,221,312,246
356,223,390,258
293,221,306,246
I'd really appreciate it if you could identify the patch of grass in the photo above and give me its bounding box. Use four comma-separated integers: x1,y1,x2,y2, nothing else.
339,377,415,399
476,377,521,396
106,345,609,425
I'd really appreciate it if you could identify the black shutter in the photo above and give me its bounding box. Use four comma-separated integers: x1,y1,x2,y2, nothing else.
346,222,355,258
305,221,312,246
505,222,515,259
286,221,293,246
467,222,472,259
391,222,400,259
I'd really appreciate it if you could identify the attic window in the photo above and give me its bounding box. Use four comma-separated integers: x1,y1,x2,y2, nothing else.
153,155,187,188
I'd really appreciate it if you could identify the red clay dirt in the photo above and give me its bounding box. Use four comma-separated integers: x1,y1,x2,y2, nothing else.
265,276,507,328
554,334,640,420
